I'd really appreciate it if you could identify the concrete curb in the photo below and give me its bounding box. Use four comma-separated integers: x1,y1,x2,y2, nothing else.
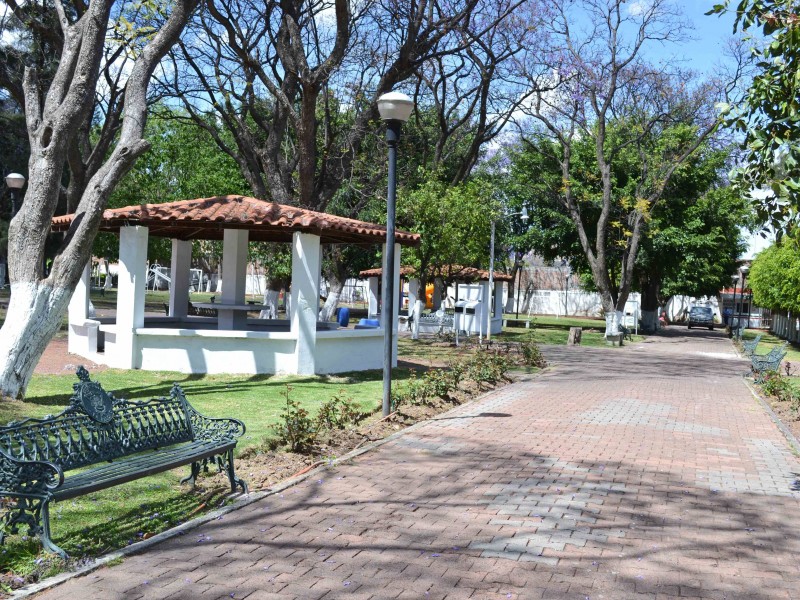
12,378,519,598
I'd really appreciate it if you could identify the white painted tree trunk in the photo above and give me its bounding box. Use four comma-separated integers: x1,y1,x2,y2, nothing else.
259,289,280,319
604,310,624,337
0,284,72,399
411,300,423,340
318,278,344,322
641,309,658,332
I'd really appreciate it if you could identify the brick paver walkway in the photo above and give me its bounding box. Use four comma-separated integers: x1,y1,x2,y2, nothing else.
33,329,800,599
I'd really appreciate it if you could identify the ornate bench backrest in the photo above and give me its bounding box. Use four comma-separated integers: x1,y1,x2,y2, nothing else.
0,368,195,472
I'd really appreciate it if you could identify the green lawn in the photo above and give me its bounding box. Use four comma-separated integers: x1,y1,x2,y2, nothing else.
502,315,644,347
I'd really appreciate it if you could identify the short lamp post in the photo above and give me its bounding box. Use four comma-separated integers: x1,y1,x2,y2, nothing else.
730,274,740,338
5,173,25,217
378,91,413,417
740,265,750,333
487,205,528,341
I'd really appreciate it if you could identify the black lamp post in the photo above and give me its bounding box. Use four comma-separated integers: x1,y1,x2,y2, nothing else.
740,265,750,333
378,91,413,417
5,173,25,217
730,273,740,338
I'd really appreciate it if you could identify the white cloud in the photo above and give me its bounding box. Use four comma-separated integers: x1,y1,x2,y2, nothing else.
627,0,652,17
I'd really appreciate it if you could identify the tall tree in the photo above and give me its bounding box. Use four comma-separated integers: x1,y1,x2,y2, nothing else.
159,0,544,319
0,0,198,399
514,0,732,335
712,0,800,228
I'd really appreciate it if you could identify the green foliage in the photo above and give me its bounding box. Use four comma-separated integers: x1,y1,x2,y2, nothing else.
465,348,511,388
749,241,800,312
96,109,250,261
269,385,317,453
396,172,495,287
315,391,364,430
710,1,800,228
760,371,800,413
518,332,547,368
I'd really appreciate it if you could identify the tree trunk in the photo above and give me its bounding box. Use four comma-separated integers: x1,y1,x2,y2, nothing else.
319,276,345,322
259,277,283,319
0,0,198,399
0,283,72,399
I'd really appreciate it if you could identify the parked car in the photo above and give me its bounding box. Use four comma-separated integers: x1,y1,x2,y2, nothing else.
688,306,714,330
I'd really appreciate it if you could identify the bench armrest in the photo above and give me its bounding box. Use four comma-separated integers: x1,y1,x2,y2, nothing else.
0,448,64,498
187,407,246,442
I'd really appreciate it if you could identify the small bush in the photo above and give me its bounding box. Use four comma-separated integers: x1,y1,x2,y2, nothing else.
270,385,317,453
466,348,510,388
518,332,547,368
423,368,456,398
760,372,800,415
316,391,363,430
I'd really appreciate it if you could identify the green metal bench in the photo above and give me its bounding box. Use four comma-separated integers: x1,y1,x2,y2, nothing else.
750,342,789,383
742,333,763,357
0,367,247,557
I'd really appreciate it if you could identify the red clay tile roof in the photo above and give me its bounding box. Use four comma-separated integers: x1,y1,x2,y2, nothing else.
359,265,513,282
51,196,421,247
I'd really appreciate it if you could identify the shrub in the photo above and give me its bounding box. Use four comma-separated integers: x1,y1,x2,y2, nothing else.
316,391,363,430
518,332,547,368
270,385,317,453
760,372,800,415
466,348,510,388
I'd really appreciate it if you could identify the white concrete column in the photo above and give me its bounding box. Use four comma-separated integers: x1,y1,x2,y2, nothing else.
68,262,91,354
481,280,491,335
220,229,249,329
69,262,90,324
291,232,321,375
407,278,419,317
115,226,149,368
368,277,379,319
169,239,192,319
494,281,504,319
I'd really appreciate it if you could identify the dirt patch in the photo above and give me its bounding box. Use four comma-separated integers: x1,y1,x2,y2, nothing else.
33,335,108,375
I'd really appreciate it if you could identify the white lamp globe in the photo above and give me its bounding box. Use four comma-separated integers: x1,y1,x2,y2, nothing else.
5,173,25,189
377,92,414,123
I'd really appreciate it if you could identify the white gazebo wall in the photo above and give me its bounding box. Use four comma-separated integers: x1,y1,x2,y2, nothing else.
135,329,297,374
65,225,396,376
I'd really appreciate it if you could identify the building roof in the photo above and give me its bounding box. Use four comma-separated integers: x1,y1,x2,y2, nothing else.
51,195,421,247
359,265,514,282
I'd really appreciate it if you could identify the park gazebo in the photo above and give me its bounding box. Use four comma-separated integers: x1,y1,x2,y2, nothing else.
54,195,420,375
359,265,514,336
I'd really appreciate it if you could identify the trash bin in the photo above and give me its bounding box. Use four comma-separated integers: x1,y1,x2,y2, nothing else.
337,306,350,328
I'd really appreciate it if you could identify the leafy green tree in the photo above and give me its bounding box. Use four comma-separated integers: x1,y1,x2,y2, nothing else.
509,130,751,329
515,0,728,335
396,173,495,309
749,241,800,312
711,1,800,227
